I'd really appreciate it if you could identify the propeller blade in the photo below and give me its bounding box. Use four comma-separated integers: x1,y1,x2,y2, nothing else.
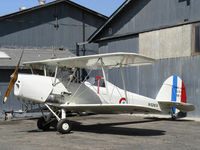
3,50,24,104
3,68,18,104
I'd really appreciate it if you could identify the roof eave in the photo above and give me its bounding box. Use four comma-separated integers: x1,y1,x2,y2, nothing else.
87,0,132,43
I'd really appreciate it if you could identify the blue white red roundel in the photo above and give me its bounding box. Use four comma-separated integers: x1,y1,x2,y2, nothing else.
119,98,127,104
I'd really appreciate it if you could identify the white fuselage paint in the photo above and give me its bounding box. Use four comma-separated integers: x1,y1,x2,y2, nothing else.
14,74,161,113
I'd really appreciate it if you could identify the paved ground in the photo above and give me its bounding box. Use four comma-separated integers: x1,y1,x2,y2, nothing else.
0,114,200,150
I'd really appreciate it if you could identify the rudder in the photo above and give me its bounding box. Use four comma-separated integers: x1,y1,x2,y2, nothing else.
156,75,187,118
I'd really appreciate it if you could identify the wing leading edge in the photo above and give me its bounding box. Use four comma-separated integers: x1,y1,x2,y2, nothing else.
23,52,155,69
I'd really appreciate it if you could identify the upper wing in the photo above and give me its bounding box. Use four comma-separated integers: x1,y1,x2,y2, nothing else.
47,103,161,114
23,52,155,70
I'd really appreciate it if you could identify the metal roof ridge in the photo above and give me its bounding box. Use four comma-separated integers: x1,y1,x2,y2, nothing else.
0,0,108,20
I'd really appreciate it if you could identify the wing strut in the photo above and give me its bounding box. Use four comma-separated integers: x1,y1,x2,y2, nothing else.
44,65,47,76
100,58,110,103
29,65,34,74
53,66,58,86
120,65,128,103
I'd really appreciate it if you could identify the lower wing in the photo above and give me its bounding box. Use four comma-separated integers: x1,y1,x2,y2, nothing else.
47,103,161,114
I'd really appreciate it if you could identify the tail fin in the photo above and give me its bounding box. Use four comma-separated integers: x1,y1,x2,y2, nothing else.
156,75,194,118
156,75,186,103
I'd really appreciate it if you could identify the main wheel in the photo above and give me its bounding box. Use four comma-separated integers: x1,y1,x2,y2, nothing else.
57,119,72,134
37,117,50,131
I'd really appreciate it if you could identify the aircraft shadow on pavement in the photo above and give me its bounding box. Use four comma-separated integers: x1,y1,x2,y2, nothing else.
144,117,194,122
71,119,165,136
27,118,166,136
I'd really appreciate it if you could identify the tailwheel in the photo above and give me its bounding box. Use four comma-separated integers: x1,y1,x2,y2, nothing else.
37,117,51,131
171,114,177,120
170,108,177,121
57,119,72,134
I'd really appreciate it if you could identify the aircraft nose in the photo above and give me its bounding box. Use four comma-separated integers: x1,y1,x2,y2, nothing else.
14,79,21,96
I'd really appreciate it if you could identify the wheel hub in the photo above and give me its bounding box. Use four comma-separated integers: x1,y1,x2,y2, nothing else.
62,123,69,130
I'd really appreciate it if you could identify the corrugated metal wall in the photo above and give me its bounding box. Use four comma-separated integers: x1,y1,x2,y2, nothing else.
0,70,22,116
105,56,200,117
99,35,139,53
0,2,107,117
98,34,200,117
97,0,200,40
94,0,200,118
0,2,105,55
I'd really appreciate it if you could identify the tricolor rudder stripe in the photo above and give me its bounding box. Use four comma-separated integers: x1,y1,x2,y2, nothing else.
156,75,193,118
171,75,177,103
171,75,187,114
171,76,177,114
171,75,187,103
156,75,187,104
181,81,187,103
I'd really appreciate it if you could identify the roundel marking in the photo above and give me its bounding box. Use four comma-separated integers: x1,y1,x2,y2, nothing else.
119,97,127,104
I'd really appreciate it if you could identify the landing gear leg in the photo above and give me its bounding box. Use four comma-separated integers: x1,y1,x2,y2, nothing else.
170,108,177,120
37,117,51,131
37,104,52,131
44,104,72,134
171,114,177,120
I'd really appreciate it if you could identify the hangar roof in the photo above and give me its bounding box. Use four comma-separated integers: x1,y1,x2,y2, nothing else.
0,0,107,68
88,0,200,43
0,47,75,69
88,0,131,42
0,0,107,20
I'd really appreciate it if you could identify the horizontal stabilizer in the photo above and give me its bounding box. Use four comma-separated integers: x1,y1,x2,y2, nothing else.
158,101,195,112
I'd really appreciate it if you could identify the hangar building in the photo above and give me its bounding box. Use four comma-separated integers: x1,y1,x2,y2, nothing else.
88,0,200,117
1,0,200,118
0,0,107,116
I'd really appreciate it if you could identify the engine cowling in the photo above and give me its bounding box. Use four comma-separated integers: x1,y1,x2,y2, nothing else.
14,74,70,104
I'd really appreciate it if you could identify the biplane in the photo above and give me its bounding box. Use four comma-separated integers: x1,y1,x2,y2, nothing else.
3,52,195,134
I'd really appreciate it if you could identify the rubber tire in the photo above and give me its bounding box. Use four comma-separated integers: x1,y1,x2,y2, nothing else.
50,119,58,129
37,117,50,131
57,119,72,134
171,115,177,121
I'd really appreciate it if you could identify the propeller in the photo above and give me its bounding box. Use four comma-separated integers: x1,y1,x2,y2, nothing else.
3,50,24,104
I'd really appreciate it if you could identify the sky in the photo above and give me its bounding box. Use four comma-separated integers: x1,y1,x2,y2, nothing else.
0,0,125,17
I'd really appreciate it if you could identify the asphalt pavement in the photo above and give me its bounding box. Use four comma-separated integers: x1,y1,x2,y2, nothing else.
0,114,199,150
